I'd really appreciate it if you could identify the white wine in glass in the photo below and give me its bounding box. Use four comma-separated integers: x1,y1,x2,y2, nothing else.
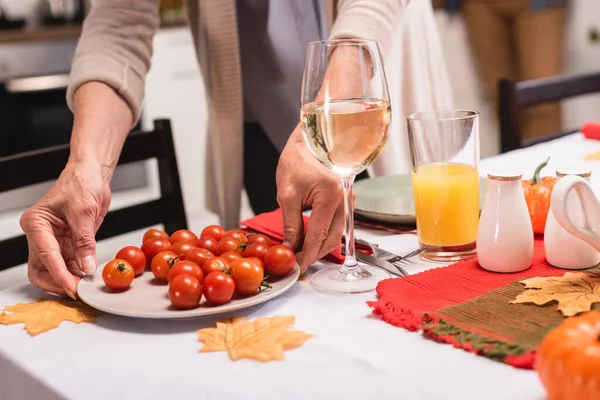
300,39,391,294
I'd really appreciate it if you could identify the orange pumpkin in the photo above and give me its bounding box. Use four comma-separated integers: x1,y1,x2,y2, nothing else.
536,310,600,400
522,157,556,235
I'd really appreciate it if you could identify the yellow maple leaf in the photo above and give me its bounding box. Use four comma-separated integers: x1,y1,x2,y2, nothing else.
585,151,600,161
511,272,600,317
197,316,315,362
0,298,99,336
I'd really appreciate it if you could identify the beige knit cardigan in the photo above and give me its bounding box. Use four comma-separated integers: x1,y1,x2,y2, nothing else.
67,0,403,229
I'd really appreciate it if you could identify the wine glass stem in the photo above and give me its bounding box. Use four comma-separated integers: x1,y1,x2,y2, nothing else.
340,175,358,273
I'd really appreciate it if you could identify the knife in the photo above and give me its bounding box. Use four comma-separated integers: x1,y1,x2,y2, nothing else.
342,245,406,277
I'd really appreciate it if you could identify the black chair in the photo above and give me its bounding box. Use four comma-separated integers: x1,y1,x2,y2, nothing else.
0,119,188,271
499,72,600,153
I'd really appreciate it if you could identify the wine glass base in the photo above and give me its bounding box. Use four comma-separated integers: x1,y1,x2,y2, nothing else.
310,265,390,295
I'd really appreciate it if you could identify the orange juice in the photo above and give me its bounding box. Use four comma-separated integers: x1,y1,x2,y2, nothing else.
411,162,479,248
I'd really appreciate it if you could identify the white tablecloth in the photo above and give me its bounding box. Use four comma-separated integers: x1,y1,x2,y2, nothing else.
1,133,599,400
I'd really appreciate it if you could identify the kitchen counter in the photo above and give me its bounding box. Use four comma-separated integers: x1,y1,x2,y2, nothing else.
0,19,187,44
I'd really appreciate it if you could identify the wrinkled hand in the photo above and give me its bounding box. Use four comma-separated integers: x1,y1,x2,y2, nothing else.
20,162,111,298
277,126,353,272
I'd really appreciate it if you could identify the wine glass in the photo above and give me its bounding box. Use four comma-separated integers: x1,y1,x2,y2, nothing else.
300,39,391,294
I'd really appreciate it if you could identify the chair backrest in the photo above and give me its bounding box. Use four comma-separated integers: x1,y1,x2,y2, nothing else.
0,119,188,270
499,72,600,153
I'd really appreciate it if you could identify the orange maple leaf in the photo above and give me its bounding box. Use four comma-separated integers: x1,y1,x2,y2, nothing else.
0,298,99,336
197,316,314,362
511,272,600,317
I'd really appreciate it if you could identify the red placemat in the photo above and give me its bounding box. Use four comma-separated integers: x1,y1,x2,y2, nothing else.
367,238,600,369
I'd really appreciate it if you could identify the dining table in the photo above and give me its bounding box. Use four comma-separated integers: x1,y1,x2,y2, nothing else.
0,132,598,400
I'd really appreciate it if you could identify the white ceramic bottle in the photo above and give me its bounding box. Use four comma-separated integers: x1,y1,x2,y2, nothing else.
477,170,534,273
545,166,600,269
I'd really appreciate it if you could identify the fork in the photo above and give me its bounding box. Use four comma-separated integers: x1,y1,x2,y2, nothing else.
355,237,427,266
386,247,427,264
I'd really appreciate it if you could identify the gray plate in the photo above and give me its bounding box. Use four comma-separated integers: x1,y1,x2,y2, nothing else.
354,174,487,224
78,262,300,319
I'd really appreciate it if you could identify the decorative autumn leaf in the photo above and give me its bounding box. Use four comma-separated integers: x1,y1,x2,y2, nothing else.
0,298,99,336
511,272,600,317
584,151,600,161
197,315,314,362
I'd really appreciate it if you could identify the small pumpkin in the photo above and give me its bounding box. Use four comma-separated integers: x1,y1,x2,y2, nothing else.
522,157,556,235
536,310,600,400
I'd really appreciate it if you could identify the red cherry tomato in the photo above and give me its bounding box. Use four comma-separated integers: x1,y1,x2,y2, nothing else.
168,260,204,283
225,229,248,244
202,257,229,275
195,236,219,255
141,238,172,265
247,256,265,272
221,251,242,264
182,247,214,269
102,259,135,290
242,242,269,260
216,236,243,255
142,228,169,243
169,229,198,245
230,258,264,295
200,225,226,242
264,245,296,277
171,241,196,257
151,251,178,282
115,246,146,276
247,233,272,247
168,274,202,309
203,271,235,306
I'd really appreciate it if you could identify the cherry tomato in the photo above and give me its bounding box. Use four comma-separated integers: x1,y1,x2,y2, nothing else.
203,271,235,306
169,229,198,245
221,251,242,264
115,246,146,277
216,236,243,255
102,259,134,290
168,274,202,309
182,247,214,269
168,260,204,283
141,238,172,265
247,256,265,272
242,242,269,260
247,233,272,247
230,258,264,295
171,241,196,257
195,236,219,254
200,225,226,242
264,245,296,277
202,257,229,275
142,228,169,243
225,229,248,244
151,251,178,282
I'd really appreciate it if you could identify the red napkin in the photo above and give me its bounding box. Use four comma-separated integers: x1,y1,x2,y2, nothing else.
240,209,377,263
581,122,600,140
240,209,344,262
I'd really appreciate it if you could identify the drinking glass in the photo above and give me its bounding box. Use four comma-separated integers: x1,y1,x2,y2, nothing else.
300,39,391,294
407,109,480,262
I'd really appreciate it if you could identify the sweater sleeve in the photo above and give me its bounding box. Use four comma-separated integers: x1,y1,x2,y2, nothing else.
66,0,161,126
329,0,405,57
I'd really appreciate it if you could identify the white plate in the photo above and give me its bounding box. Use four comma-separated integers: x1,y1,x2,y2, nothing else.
78,263,300,319
354,174,487,224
